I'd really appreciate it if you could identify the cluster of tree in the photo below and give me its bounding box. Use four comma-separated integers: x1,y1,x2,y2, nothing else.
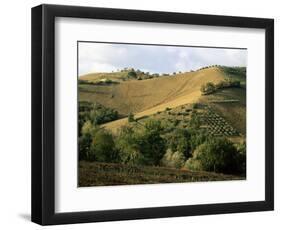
78,79,94,85
220,66,246,78
79,119,166,166
200,79,241,95
197,65,220,71
79,101,119,135
78,79,119,85
79,116,246,175
185,138,246,174
119,68,188,81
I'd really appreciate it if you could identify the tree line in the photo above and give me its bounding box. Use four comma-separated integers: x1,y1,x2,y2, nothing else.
79,102,246,175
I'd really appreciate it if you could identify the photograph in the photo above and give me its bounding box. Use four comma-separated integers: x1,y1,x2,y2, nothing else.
30,3,274,226
78,42,247,187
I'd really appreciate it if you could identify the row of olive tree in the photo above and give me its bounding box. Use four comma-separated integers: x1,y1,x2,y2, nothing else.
200,79,241,95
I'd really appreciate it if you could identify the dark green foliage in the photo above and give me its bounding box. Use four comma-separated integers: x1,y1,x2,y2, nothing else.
78,100,245,176
188,137,243,174
79,79,119,86
236,141,246,174
192,103,200,109
116,126,144,165
128,112,135,122
216,79,241,89
78,101,119,134
189,130,210,152
78,79,94,85
201,82,216,95
79,133,92,161
89,104,118,125
138,120,166,165
189,111,201,129
127,70,137,79
90,129,118,162
116,119,166,166
166,128,191,158
220,66,246,80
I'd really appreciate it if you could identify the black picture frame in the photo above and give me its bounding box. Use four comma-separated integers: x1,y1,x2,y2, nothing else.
31,4,274,225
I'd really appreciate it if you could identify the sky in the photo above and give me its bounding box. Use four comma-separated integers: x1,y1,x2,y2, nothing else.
78,42,247,76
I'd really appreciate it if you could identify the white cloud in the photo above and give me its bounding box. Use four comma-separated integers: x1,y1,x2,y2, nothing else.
78,42,247,76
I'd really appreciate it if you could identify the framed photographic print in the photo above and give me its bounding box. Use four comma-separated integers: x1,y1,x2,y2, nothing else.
31,4,274,225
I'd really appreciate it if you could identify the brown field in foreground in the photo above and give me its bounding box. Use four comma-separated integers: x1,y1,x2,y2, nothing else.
79,161,245,187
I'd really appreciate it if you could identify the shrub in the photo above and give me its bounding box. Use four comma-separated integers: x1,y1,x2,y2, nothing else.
189,112,201,129
186,137,242,174
236,141,246,174
79,102,119,127
229,80,241,88
79,133,92,161
201,82,216,95
184,157,202,171
192,103,200,109
127,70,137,79
189,130,209,152
116,126,144,165
138,120,166,165
161,149,186,169
90,129,117,162
116,120,166,166
81,120,94,136
128,112,135,122
165,128,191,158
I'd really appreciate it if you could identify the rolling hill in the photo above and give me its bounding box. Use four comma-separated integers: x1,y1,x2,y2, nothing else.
78,65,246,186
79,67,232,132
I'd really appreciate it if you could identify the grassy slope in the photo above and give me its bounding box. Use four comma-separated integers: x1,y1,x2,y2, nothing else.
79,67,224,115
79,161,244,187
79,67,246,136
79,67,225,132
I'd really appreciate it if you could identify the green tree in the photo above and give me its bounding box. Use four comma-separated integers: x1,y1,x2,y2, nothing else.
128,112,135,122
166,128,191,158
189,111,201,129
161,149,186,169
81,120,95,136
236,141,246,174
138,120,166,165
189,130,209,152
90,129,117,162
200,82,216,95
116,126,144,165
188,138,241,174
127,70,137,79
79,133,92,160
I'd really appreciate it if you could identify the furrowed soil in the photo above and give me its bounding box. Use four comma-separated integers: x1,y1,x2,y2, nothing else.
79,161,245,187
